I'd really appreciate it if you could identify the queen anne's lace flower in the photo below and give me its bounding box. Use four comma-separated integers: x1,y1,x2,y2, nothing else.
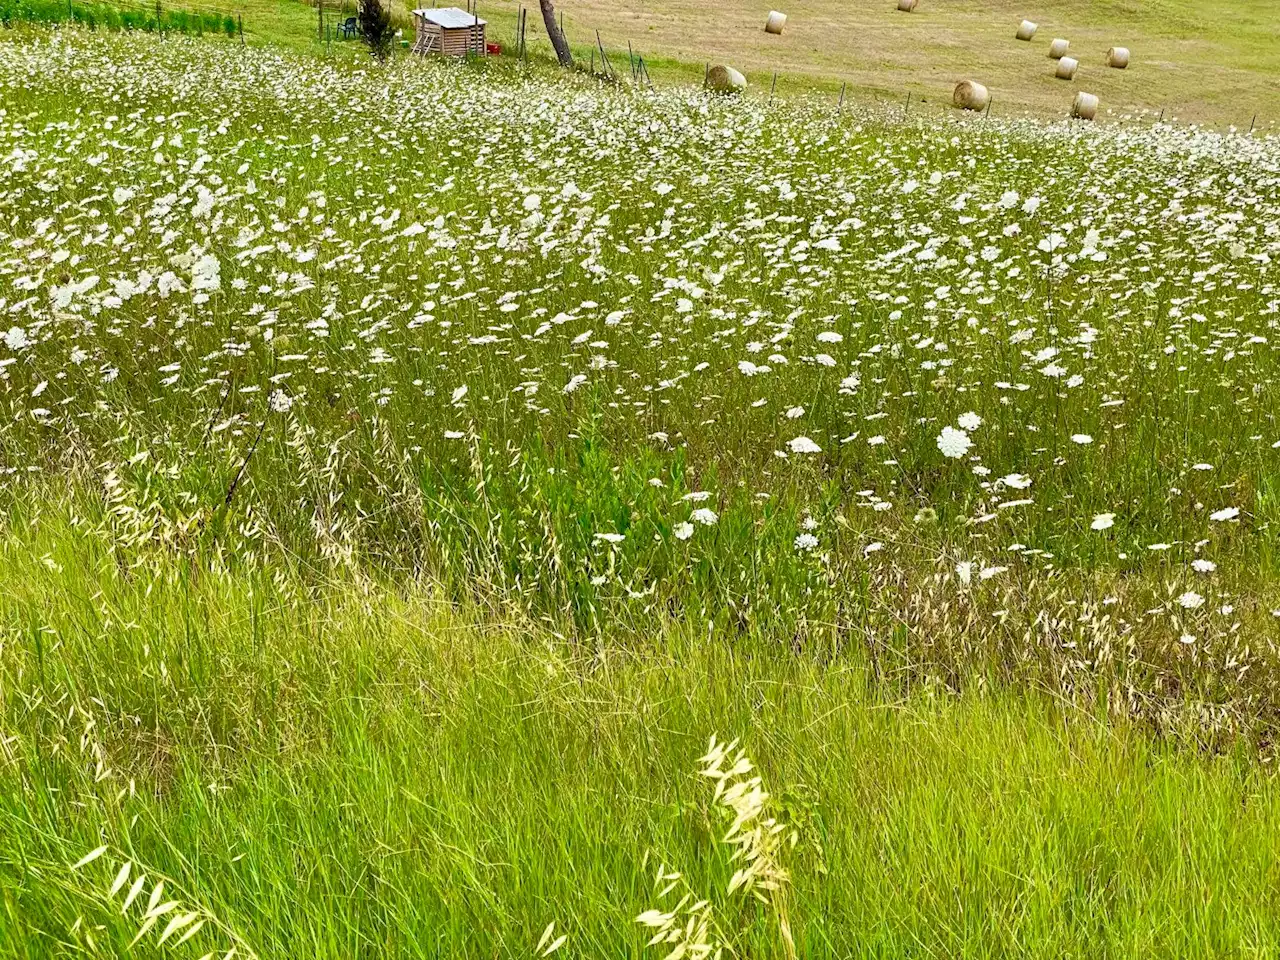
936,426,972,459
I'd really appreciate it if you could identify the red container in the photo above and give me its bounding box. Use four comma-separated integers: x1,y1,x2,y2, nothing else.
486,42,502,55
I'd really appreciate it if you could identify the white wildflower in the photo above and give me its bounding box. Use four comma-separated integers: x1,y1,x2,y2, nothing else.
1177,591,1204,610
787,436,821,454
936,426,972,459
4,326,29,351
794,533,818,551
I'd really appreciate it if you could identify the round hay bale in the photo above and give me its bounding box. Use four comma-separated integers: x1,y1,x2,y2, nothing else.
953,80,989,111
764,10,787,34
1055,56,1079,80
1015,19,1037,41
706,64,748,94
1048,37,1069,59
1072,91,1098,120
1107,46,1130,68
896,0,917,11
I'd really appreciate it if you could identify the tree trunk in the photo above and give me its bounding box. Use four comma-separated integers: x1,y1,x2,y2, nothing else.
538,0,572,67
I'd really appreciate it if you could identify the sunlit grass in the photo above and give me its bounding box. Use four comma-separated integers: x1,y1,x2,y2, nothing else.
1,27,1280,955
4,500,1280,958
2,31,1278,732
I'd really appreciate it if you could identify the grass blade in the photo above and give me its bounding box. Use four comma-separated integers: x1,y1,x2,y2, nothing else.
108,861,132,898
71,845,108,870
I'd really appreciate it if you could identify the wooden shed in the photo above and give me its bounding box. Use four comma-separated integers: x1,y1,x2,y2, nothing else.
412,7,486,56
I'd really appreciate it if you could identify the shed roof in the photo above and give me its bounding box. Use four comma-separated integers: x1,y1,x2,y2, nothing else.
412,7,485,27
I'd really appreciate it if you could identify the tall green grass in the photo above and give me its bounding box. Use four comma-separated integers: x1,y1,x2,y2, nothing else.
1,32,1279,955
3,495,1280,958
0,0,237,36
0,32,1277,736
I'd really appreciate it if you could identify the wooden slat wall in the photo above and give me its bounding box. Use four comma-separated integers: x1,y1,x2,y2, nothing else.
440,25,484,54
415,21,485,56
412,20,442,55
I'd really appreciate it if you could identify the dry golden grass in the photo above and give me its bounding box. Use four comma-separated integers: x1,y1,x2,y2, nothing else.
485,0,1280,125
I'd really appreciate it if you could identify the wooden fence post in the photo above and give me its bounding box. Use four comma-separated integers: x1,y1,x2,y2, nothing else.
595,29,611,76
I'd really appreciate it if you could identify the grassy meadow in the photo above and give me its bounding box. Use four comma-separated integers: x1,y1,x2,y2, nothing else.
0,19,1279,959
11,0,1278,127
6,503,1280,958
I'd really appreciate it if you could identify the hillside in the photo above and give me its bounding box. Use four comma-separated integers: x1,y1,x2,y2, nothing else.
230,0,1280,126
1,24,1279,960
12,0,1277,124
493,0,1280,125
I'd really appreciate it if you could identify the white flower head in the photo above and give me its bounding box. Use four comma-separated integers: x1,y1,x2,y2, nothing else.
788,436,822,454
267,389,293,413
1178,591,1204,610
4,326,30,351
936,426,972,459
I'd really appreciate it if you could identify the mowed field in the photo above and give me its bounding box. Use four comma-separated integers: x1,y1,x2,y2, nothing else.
475,0,1280,124
162,0,1280,125
1,6,1279,958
